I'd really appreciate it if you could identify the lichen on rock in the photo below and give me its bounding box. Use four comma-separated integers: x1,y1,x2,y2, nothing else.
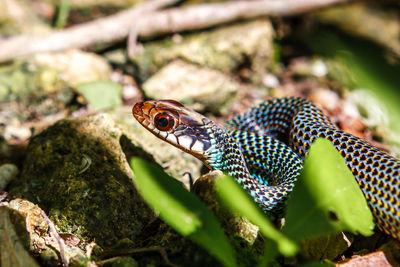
8,114,156,248
142,60,240,114
129,19,275,83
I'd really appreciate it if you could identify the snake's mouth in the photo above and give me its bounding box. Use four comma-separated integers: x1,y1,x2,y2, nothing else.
132,101,154,129
132,102,144,124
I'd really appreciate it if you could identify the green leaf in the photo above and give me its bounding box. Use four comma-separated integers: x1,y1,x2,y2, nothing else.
130,157,236,267
283,138,374,241
54,0,70,28
215,175,298,257
76,80,122,110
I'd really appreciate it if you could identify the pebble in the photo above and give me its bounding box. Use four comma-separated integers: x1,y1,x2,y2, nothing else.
262,73,280,88
311,59,328,77
309,88,340,111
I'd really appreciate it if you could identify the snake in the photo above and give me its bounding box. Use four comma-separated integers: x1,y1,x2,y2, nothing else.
132,97,400,240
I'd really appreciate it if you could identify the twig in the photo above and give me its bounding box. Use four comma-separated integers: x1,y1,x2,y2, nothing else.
0,0,353,62
136,0,354,37
40,210,68,267
0,0,178,62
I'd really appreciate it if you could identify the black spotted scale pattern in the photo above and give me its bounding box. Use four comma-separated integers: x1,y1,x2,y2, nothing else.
204,122,302,215
232,131,303,214
232,131,302,187
227,97,400,240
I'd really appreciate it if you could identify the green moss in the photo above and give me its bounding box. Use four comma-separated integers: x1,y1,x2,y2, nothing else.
9,115,156,247
0,61,68,103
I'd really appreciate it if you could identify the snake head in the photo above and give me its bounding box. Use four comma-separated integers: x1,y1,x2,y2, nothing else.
133,100,220,166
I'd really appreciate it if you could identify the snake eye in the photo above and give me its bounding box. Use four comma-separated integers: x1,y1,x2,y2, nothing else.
154,113,175,131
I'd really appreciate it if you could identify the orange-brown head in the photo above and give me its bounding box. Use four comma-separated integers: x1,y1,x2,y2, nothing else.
132,100,221,166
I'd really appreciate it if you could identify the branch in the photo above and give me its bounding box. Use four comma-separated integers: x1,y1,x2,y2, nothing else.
0,0,178,62
0,0,352,62
137,0,353,37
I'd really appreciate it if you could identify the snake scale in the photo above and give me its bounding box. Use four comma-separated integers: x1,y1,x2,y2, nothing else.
132,97,400,240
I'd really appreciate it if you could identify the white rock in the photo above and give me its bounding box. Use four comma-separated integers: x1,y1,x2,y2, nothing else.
311,59,328,77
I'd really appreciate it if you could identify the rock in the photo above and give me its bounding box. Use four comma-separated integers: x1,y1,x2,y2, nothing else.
337,251,392,267
0,49,111,103
7,108,206,267
262,73,280,88
0,163,18,190
0,61,61,103
7,198,89,266
309,88,340,112
129,19,275,83
8,114,156,247
0,206,41,267
32,50,112,87
300,232,353,261
3,122,31,142
142,60,240,114
0,49,113,142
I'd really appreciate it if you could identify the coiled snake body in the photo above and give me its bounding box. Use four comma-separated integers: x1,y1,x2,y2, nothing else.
133,97,400,240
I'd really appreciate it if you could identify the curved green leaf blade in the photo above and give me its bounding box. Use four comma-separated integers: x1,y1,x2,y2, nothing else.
76,80,122,110
215,174,298,257
130,157,236,267
283,138,374,241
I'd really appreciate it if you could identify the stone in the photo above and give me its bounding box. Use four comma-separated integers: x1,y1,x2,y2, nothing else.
8,114,156,247
142,60,239,114
130,19,275,83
